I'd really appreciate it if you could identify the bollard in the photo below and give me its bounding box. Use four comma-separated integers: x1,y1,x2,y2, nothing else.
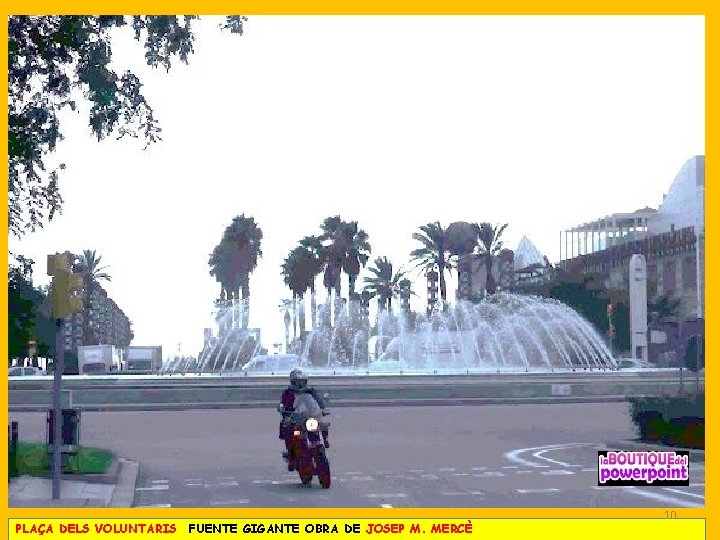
9,421,19,477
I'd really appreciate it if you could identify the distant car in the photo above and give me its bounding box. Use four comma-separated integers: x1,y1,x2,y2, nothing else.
241,354,303,373
617,358,642,369
8,366,45,376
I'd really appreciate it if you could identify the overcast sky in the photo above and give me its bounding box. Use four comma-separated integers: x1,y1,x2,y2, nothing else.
9,15,705,358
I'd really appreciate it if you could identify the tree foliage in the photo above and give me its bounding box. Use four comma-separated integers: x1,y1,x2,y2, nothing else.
8,256,56,362
8,15,246,237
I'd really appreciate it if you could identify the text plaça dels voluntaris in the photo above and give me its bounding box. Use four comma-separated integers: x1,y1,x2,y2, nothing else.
16,524,176,535
15,522,475,536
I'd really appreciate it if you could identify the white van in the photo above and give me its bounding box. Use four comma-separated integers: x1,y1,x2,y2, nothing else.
241,354,303,374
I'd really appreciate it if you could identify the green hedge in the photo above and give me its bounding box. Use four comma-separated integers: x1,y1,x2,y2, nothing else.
9,442,115,479
628,393,704,449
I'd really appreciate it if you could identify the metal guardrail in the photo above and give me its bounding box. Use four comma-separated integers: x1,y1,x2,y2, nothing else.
9,371,702,411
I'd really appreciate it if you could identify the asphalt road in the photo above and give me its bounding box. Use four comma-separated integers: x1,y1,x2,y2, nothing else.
8,403,704,508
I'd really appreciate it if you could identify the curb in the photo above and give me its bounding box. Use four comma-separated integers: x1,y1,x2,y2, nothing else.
605,440,705,462
58,457,120,484
110,458,140,507
9,497,107,508
9,395,631,412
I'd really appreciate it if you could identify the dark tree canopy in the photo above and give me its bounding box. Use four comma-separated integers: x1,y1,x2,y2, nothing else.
8,15,246,238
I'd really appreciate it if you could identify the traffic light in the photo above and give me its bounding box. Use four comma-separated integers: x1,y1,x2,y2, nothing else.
47,253,84,319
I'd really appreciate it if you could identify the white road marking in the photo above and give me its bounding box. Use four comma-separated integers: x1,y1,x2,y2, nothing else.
365,493,408,499
533,447,584,467
217,481,239,486
385,475,404,479
471,467,487,471
210,499,250,505
441,492,468,496
515,470,533,475
409,469,425,473
345,476,375,481
582,468,597,472
452,473,469,477
624,487,703,507
151,479,169,484
135,504,171,507
662,488,705,500
540,470,575,476
185,478,203,482
380,504,394,508
475,471,506,477
515,488,560,494
504,443,589,468
136,485,169,491
419,474,440,480
502,466,519,469
438,467,456,472
185,482,203,486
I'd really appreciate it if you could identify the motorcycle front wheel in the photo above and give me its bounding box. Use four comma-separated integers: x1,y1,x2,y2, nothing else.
298,463,314,485
315,449,331,489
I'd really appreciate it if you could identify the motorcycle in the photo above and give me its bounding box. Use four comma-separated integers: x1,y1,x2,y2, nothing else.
278,392,332,488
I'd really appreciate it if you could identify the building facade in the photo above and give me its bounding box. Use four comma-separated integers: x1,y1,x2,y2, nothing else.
61,253,133,352
558,156,705,321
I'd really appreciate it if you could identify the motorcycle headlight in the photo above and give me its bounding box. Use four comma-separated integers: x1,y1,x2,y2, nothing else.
305,417,319,432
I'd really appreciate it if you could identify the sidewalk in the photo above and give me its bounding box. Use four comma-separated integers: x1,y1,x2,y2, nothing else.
8,458,139,508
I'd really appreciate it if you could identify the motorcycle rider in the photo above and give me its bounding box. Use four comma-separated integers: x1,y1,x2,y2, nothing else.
279,369,330,468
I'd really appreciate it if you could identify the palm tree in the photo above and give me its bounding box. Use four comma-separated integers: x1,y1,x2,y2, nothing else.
410,222,451,310
339,221,371,301
363,256,411,313
319,216,372,319
475,222,508,295
210,215,263,329
77,249,112,345
281,245,318,337
209,242,231,301
298,236,325,329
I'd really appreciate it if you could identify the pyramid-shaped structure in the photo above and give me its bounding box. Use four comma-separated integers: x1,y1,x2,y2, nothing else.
514,236,545,271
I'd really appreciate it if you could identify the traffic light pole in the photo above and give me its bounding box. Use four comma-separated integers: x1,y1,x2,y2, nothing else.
52,318,65,500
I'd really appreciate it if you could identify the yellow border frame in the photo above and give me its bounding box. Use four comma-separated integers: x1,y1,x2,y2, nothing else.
2,4,715,539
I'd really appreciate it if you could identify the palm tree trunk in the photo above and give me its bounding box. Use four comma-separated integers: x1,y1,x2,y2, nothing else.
299,293,307,335
292,294,298,340
334,275,342,325
348,274,358,316
438,257,448,311
387,296,393,314
485,256,496,294
310,285,317,330
241,278,250,329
